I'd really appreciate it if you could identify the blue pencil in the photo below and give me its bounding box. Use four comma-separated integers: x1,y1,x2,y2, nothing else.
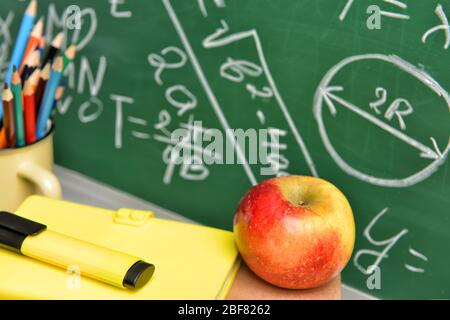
36,57,63,140
5,0,37,85
1,0,37,123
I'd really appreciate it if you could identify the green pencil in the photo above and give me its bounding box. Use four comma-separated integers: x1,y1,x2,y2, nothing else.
62,44,77,71
11,67,25,147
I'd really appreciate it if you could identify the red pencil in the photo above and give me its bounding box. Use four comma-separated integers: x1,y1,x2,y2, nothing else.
23,79,36,144
0,128,6,149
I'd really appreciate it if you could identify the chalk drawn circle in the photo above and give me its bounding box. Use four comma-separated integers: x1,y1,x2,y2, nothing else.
313,54,449,187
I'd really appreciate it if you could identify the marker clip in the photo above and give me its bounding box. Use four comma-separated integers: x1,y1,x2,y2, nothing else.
0,211,46,252
113,209,154,228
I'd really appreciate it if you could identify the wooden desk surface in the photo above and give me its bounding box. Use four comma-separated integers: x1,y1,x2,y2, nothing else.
227,263,341,300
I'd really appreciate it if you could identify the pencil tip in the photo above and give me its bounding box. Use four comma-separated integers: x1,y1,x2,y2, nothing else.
65,44,77,59
32,17,44,35
53,56,63,70
29,68,41,85
24,79,34,95
26,0,38,16
3,83,8,90
40,63,51,79
11,69,21,85
52,32,65,48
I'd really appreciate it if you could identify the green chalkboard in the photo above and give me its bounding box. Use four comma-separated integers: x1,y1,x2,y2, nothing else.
1,0,449,299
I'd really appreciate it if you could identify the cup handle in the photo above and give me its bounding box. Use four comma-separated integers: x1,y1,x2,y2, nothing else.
18,162,62,199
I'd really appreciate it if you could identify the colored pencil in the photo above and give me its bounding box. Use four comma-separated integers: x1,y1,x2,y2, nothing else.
5,0,37,84
62,44,77,71
38,35,46,54
23,79,37,144
19,17,43,74
1,0,37,124
36,57,63,139
28,68,41,86
54,80,66,104
42,32,64,67
21,49,40,83
51,78,66,114
0,128,6,149
28,68,41,90
11,68,25,147
2,84,16,148
0,3,70,148
34,63,50,115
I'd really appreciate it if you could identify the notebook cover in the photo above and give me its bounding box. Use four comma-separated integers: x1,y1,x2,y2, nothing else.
0,196,240,299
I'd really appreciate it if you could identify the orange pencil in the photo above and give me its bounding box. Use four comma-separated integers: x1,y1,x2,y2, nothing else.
2,84,16,147
21,49,40,83
19,17,43,74
0,128,6,149
23,79,36,144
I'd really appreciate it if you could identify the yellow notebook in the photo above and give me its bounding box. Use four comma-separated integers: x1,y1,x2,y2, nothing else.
0,196,240,300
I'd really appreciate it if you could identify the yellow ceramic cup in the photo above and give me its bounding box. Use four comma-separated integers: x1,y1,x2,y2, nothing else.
0,127,61,212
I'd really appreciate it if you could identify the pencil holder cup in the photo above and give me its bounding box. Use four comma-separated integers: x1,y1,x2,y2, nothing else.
0,125,61,212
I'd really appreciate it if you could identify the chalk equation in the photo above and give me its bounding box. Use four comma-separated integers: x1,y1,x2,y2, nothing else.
145,0,320,185
340,0,410,22
340,0,450,50
314,54,450,188
354,207,429,275
1,1,448,296
147,42,214,184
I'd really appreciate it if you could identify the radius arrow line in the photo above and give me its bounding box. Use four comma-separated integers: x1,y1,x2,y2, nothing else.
322,87,442,160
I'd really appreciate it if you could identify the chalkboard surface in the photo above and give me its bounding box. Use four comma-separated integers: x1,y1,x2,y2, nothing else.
1,0,449,299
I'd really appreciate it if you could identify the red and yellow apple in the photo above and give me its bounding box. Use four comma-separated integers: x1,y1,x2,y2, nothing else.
233,175,355,289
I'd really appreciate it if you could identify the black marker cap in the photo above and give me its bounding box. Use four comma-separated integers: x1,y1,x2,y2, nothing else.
0,211,47,253
123,261,155,290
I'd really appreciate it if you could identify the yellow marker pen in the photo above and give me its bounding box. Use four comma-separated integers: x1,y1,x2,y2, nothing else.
0,211,155,290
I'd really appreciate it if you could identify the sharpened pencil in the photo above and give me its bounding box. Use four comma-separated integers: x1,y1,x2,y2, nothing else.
2,83,16,148
35,63,50,115
42,32,64,67
36,57,63,139
62,44,77,71
5,0,37,84
28,68,41,89
39,34,46,54
23,79,37,144
19,16,43,73
1,0,37,123
52,78,66,113
21,49,40,83
11,67,25,147
54,81,66,102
